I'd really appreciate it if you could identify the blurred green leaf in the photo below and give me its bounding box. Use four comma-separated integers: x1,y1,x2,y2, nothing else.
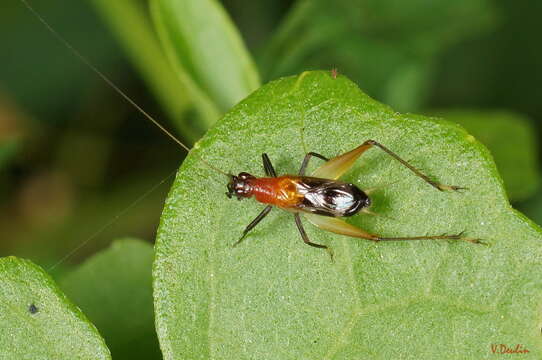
2,1,124,120
433,110,540,201
261,0,497,111
0,257,110,359
154,71,542,359
90,0,201,141
150,0,260,115
0,138,19,170
59,238,160,360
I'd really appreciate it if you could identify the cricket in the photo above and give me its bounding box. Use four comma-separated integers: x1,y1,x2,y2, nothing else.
20,0,481,260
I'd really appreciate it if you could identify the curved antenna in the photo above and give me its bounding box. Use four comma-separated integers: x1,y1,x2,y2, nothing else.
20,0,229,177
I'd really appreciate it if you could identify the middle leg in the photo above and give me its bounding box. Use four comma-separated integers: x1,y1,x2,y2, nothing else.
262,153,277,177
294,213,334,259
299,152,329,176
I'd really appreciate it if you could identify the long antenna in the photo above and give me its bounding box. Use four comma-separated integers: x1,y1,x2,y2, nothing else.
20,0,229,177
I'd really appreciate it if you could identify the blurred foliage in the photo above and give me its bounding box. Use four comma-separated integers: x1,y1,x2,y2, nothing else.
0,96,23,170
4,170,172,273
59,239,159,360
518,191,542,231
258,0,497,111
0,1,121,120
151,0,260,114
429,0,542,123
0,138,19,170
90,0,199,141
432,110,540,201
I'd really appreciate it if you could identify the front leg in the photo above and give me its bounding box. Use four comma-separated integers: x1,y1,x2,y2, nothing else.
233,205,273,247
262,153,277,177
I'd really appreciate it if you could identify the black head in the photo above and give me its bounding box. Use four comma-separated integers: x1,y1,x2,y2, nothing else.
226,172,255,200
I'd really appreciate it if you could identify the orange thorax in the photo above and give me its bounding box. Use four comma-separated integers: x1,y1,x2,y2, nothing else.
248,176,303,208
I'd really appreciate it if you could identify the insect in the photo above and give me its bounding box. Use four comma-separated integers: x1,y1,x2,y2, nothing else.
20,0,480,260
228,140,481,258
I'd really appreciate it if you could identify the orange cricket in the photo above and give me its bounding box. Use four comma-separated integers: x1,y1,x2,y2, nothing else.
227,140,481,257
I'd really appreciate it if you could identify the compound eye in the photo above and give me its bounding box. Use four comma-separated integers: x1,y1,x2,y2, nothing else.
239,172,252,180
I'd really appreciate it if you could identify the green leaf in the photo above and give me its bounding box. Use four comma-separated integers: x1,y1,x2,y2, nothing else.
432,109,540,202
59,238,160,360
154,71,542,359
0,257,110,359
150,0,260,114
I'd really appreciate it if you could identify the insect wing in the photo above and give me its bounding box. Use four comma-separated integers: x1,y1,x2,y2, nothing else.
297,178,368,217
